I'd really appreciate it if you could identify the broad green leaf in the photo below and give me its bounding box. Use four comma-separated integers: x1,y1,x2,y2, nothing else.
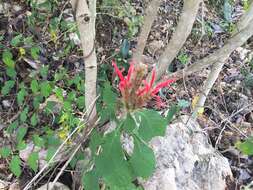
10,156,22,177
10,34,23,46
41,81,52,97
33,95,43,109
122,113,136,133
20,107,29,123
2,50,15,68
31,47,40,60
1,80,15,95
28,152,39,172
31,80,39,94
17,88,27,105
236,137,253,156
63,101,72,111
6,68,17,78
166,105,179,124
32,135,45,147
95,131,133,187
134,109,167,142
76,96,85,109
16,126,28,142
99,82,117,123
67,91,76,102
82,170,100,190
129,136,155,178
30,113,38,126
0,147,11,158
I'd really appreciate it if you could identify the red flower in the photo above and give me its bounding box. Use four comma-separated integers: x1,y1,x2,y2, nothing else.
112,60,176,110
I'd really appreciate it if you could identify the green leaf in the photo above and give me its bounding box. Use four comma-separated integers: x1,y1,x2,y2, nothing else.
17,88,27,105
2,50,15,68
236,137,253,156
76,96,85,109
54,87,64,101
16,126,28,143
16,140,27,150
129,136,155,178
40,65,49,78
99,82,117,123
20,107,29,123
30,113,38,126
1,80,15,95
46,147,57,161
63,101,72,111
10,34,23,47
31,80,39,94
178,99,190,108
122,113,136,133
90,130,103,157
134,109,167,142
10,156,22,177
6,121,19,134
0,147,11,158
28,152,39,172
32,135,45,147
6,68,17,78
33,95,43,109
31,46,40,60
223,0,232,23
41,81,52,97
120,39,130,58
82,170,100,190
166,105,179,124
95,131,133,187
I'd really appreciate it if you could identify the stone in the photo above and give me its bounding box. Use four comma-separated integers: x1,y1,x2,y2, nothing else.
36,182,70,190
141,116,233,190
2,100,11,108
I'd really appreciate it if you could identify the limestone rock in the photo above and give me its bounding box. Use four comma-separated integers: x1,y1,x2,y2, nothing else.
36,182,70,190
142,116,233,190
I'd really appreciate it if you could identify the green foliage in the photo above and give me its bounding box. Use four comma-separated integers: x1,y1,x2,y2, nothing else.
82,170,100,190
223,0,232,23
0,147,12,158
236,136,253,156
28,152,39,172
2,50,15,68
178,52,190,65
1,80,15,95
129,136,155,178
11,34,23,47
134,109,167,142
10,156,22,177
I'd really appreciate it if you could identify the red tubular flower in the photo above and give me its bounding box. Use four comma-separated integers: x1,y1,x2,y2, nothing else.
151,79,176,95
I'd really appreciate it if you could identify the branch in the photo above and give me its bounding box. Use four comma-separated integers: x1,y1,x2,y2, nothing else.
154,0,201,80
71,0,97,121
192,3,253,116
132,0,161,63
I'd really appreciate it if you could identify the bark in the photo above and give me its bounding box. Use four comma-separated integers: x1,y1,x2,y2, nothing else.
132,0,161,63
155,0,201,80
71,0,97,121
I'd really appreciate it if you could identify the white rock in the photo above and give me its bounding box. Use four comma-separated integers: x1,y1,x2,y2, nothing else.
141,116,233,190
0,180,9,190
36,182,70,190
2,100,11,108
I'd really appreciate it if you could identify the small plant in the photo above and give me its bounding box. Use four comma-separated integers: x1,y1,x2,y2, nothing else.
177,52,190,65
82,61,178,189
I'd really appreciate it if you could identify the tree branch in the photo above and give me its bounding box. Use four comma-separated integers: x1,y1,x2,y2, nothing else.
154,0,201,80
132,0,161,63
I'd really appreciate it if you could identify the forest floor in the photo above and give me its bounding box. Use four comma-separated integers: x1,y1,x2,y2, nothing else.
0,0,253,189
